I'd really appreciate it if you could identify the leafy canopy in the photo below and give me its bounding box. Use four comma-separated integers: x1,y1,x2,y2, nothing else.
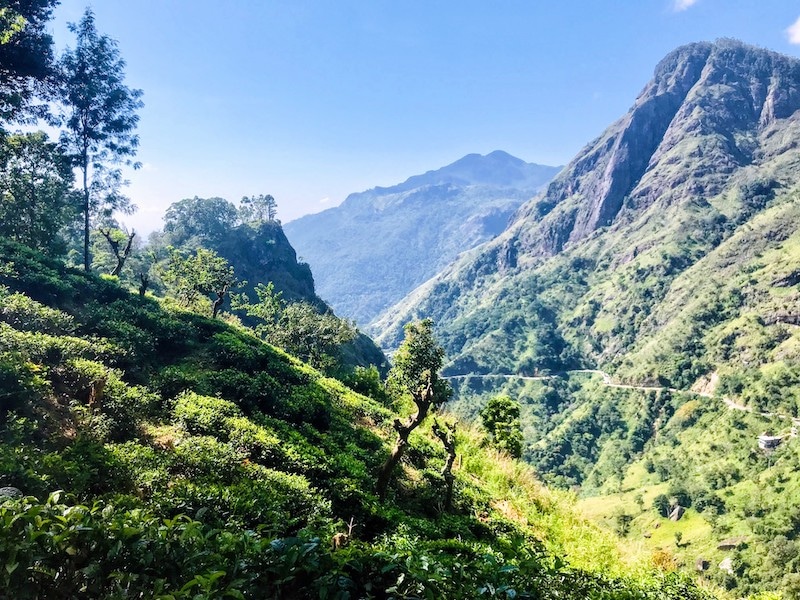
0,0,58,124
58,8,143,271
480,394,523,458
0,131,77,254
389,318,451,406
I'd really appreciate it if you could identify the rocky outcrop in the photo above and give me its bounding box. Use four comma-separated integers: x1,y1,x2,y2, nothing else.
373,39,800,368
216,220,319,306
501,40,800,260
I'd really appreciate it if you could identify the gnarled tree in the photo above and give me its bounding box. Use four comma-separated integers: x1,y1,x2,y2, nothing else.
432,418,457,512
162,247,239,318
98,227,135,276
376,318,451,500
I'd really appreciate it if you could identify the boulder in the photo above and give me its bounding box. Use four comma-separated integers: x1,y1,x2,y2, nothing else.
669,505,685,521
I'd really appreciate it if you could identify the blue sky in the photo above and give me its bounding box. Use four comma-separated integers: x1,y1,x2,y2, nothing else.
48,1,800,234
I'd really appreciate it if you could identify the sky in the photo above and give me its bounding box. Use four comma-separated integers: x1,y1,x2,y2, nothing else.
45,0,800,235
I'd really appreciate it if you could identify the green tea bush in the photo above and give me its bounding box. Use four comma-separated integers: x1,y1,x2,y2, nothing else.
0,352,46,414
226,416,282,464
0,323,119,367
63,359,157,441
108,442,175,495
173,391,241,434
0,292,75,334
172,435,247,482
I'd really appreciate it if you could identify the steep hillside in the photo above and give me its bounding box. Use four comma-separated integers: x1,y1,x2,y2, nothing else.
152,201,387,372
370,39,800,596
374,39,800,384
0,240,710,598
284,151,560,326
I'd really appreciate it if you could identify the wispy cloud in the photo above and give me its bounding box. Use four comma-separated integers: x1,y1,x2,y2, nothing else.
673,0,699,11
787,16,800,44
319,197,331,204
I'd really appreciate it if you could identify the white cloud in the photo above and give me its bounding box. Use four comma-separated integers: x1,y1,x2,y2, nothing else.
673,0,699,11
319,197,331,204
787,16,800,44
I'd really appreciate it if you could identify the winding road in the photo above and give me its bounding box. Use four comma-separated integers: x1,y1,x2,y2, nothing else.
445,370,797,424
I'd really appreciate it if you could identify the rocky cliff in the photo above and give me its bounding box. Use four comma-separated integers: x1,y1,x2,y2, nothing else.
372,40,800,382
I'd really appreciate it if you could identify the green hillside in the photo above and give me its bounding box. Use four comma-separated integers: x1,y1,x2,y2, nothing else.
0,240,713,598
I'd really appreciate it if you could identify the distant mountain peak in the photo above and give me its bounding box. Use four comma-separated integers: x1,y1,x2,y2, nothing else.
284,153,560,325
363,151,561,198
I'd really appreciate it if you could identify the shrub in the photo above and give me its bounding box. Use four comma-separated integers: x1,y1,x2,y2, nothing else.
0,292,75,334
173,392,240,435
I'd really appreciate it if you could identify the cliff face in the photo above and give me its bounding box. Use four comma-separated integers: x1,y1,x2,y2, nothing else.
372,40,800,381
216,221,319,305
284,152,560,327
496,40,800,263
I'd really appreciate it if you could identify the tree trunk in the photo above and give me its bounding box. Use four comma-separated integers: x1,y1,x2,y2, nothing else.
212,285,228,318
100,229,136,277
376,383,434,501
376,421,411,501
82,147,90,272
138,273,149,297
433,420,457,512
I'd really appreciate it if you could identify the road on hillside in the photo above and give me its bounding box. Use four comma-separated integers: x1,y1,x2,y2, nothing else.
445,370,796,423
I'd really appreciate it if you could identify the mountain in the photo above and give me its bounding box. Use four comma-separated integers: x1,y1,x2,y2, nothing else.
371,39,800,595
284,151,560,327
374,39,800,375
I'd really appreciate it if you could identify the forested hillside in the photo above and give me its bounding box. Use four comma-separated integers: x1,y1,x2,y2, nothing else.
0,241,715,599
0,3,717,598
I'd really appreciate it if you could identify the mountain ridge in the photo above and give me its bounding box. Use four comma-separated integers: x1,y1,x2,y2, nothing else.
373,39,800,364
366,40,800,595
284,151,560,326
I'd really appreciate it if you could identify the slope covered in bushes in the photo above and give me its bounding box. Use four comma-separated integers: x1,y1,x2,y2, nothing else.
0,240,714,598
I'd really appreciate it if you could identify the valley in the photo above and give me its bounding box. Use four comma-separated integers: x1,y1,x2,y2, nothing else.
3,2,800,598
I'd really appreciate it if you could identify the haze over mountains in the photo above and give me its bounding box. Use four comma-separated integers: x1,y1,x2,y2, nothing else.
284,151,560,326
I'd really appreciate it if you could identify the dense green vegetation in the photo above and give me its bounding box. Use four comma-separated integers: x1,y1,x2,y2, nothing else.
1,4,794,597
0,240,715,598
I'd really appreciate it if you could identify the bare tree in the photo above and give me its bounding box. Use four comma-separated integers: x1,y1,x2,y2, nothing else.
99,227,135,276
432,418,457,512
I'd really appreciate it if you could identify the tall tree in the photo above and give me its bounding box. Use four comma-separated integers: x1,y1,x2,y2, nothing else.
239,194,277,223
0,131,76,253
0,0,58,125
480,395,523,458
59,8,143,271
376,319,452,500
